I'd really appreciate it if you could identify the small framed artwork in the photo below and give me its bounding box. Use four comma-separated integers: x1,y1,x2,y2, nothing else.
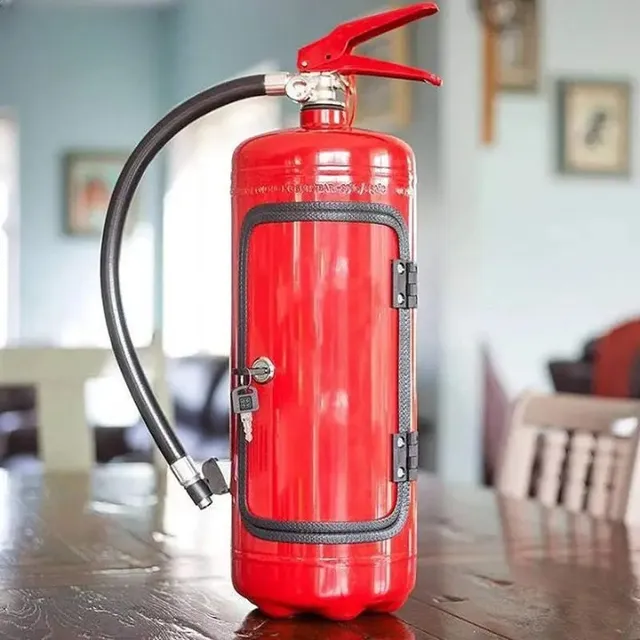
556,79,632,177
63,151,137,236
498,0,539,92
352,6,412,129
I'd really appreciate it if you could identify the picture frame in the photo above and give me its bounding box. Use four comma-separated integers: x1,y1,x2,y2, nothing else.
63,151,138,237
556,79,632,178
352,6,412,129
498,0,539,92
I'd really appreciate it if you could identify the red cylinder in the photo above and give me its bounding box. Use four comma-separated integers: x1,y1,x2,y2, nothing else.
230,105,418,621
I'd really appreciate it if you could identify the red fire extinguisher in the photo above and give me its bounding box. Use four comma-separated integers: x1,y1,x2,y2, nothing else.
100,3,441,621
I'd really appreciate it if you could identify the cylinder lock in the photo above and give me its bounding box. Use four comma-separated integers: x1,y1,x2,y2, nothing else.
251,357,276,384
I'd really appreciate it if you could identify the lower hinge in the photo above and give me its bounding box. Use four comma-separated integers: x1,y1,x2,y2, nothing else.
392,260,418,309
392,431,419,482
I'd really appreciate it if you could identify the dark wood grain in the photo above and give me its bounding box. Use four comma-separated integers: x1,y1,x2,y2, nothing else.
0,463,638,638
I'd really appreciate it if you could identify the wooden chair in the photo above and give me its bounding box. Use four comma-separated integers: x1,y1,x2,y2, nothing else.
0,331,172,472
496,391,640,524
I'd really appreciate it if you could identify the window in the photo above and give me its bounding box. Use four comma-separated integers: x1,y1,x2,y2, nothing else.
0,116,18,347
163,62,282,357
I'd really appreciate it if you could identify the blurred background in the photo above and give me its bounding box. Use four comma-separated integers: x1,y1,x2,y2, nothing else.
0,0,637,486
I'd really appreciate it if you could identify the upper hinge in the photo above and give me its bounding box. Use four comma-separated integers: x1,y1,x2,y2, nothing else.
392,260,418,309
392,431,419,482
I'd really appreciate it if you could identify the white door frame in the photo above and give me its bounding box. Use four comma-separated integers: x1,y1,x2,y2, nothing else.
0,113,19,346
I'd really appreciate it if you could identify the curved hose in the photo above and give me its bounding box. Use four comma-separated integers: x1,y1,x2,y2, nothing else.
100,75,268,507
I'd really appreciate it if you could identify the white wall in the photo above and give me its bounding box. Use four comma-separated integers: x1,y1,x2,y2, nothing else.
435,0,482,483
479,0,640,397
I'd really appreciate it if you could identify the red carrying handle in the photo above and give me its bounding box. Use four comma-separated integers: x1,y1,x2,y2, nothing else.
296,3,442,86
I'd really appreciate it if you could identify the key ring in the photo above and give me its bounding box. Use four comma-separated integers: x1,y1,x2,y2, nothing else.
233,367,253,387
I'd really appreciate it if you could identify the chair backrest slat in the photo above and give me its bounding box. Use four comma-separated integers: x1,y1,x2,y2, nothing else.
565,432,594,512
497,391,640,524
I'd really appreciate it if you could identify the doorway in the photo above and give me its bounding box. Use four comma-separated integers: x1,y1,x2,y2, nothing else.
162,62,283,358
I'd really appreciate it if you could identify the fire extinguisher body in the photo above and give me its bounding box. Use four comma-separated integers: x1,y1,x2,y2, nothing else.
230,106,418,620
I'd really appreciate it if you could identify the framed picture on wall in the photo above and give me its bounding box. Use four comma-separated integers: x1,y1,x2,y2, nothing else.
556,79,632,177
498,0,539,92
352,6,412,130
63,151,138,237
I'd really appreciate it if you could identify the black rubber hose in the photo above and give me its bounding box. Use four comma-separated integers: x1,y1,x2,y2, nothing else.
100,75,268,467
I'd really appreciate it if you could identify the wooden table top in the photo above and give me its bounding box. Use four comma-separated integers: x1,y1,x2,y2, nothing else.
1,462,638,639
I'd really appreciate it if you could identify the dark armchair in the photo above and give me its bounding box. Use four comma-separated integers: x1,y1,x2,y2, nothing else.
548,337,598,396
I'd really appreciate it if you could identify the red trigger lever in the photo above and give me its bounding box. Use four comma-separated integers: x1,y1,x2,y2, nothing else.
296,2,442,86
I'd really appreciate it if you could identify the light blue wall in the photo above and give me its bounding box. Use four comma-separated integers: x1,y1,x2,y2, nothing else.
434,0,640,484
0,5,165,343
479,0,640,396
7,0,633,483
170,1,354,98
